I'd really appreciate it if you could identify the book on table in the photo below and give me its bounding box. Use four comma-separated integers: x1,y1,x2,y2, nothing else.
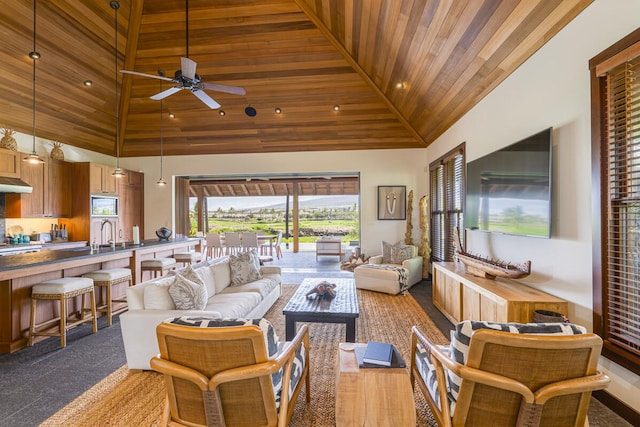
355,342,406,368
362,341,393,366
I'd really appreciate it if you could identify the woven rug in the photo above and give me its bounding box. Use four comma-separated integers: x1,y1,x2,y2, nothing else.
41,284,447,426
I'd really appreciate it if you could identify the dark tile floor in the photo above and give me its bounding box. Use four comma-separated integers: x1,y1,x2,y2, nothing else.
0,248,630,426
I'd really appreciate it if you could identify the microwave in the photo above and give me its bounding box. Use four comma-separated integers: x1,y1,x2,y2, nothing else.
91,195,119,217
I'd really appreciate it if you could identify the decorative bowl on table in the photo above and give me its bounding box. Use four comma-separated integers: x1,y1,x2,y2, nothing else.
155,227,172,241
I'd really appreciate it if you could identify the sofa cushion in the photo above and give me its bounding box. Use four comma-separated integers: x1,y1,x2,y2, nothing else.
448,320,587,402
168,273,208,310
229,250,262,286
210,261,232,294
220,274,280,298
195,265,217,296
143,277,176,310
204,292,262,318
390,245,414,264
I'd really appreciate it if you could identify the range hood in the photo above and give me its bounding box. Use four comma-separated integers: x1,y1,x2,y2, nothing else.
0,177,33,193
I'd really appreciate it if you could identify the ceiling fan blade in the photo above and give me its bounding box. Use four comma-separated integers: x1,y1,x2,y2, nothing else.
181,57,197,81
192,90,221,109
150,86,182,100
201,82,246,96
121,69,173,82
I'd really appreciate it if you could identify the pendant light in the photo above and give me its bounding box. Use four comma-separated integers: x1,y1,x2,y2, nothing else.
111,0,125,178
157,78,167,186
24,0,44,164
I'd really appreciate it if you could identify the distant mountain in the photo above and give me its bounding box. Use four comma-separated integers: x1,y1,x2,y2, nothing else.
246,195,358,211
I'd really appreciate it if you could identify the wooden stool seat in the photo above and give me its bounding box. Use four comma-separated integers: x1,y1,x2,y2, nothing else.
82,268,132,326
173,251,203,266
141,258,177,280
29,277,97,348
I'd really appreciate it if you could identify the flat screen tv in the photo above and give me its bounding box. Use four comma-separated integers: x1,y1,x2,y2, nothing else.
465,127,552,238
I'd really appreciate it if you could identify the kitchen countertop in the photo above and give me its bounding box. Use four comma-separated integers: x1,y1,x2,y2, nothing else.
0,238,200,272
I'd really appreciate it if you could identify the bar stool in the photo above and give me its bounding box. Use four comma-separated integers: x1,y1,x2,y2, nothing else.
140,258,177,280
173,251,203,267
29,277,97,348
82,268,132,326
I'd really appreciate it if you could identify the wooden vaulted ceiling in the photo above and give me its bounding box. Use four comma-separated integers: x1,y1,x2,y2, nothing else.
0,0,593,158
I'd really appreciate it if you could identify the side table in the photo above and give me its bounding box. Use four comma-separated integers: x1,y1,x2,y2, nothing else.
335,344,416,426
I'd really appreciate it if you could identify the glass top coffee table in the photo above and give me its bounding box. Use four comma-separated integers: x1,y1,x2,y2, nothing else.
283,277,359,342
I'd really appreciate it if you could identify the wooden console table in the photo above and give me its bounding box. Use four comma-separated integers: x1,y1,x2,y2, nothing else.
335,344,416,426
432,262,568,324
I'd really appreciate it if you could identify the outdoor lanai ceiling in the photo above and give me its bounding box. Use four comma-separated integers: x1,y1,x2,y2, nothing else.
0,0,593,157
188,176,359,198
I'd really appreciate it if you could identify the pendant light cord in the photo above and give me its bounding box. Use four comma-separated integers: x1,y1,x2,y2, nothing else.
112,1,120,168
185,0,189,58
32,0,37,153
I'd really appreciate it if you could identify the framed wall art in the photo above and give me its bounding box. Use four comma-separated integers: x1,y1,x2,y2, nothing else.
378,185,406,220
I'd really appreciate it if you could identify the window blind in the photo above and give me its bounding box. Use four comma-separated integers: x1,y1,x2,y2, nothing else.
604,55,640,360
430,147,464,262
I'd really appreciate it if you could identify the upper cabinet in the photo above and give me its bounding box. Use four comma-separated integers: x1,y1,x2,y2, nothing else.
0,148,20,178
90,163,118,195
5,157,71,218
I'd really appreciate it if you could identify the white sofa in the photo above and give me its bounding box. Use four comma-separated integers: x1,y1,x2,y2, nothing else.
120,259,282,370
354,243,423,295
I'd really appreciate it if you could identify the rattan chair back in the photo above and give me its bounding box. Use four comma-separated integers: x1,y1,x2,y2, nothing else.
153,321,310,427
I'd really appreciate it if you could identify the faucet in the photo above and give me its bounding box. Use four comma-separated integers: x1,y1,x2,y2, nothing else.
101,219,115,248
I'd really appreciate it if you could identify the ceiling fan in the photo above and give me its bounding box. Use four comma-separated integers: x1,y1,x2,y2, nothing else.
120,0,245,109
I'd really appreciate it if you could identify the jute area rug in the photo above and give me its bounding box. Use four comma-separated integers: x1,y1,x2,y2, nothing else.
42,285,448,426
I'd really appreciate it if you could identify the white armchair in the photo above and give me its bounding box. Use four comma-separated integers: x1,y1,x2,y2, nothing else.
354,242,423,295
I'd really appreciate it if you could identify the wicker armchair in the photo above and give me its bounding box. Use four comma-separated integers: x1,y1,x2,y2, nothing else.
411,321,610,427
151,317,310,427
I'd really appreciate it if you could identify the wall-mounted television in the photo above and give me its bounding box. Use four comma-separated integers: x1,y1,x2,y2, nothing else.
465,127,552,238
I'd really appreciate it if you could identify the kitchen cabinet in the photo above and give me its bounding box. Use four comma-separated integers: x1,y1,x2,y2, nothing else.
0,148,20,178
432,262,568,323
90,163,118,195
118,170,144,242
5,157,71,218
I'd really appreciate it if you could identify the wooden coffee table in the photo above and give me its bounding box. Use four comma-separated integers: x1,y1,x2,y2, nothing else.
335,344,416,426
283,278,359,342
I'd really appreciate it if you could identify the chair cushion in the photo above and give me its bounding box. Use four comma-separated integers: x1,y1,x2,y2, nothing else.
141,258,177,268
168,273,208,310
414,342,451,411
448,320,587,402
229,250,262,286
82,267,131,282
32,277,94,295
272,341,306,412
163,317,278,357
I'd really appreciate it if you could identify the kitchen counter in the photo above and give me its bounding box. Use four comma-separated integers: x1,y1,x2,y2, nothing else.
0,237,202,353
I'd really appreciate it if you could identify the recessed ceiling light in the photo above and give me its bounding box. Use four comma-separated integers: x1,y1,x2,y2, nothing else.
275,107,282,114
218,110,226,116
29,51,40,60
168,112,175,119
395,82,405,89
83,80,93,87
333,105,340,111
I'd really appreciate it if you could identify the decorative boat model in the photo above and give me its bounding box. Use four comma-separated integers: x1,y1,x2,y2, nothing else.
453,229,531,280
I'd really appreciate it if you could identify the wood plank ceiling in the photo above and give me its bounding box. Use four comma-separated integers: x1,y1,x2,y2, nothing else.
0,0,593,158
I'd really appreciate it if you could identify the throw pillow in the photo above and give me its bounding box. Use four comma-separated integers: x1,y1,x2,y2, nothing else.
168,273,208,310
381,240,395,263
390,245,414,264
229,250,262,286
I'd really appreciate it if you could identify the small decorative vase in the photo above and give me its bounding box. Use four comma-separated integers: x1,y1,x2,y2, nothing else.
0,128,18,151
156,227,172,241
50,141,64,160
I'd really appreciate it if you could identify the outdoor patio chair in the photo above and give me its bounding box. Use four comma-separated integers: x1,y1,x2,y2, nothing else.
241,231,259,252
205,232,224,259
152,317,311,427
410,321,610,427
224,232,242,255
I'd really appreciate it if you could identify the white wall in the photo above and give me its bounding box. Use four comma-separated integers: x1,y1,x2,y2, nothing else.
426,0,640,412
121,148,428,257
